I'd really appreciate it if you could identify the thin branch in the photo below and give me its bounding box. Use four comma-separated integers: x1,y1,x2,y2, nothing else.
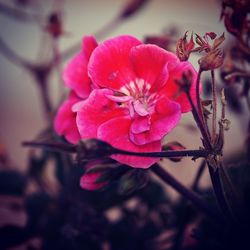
151,163,223,223
211,70,217,143
22,141,77,153
0,2,42,23
185,88,212,149
191,159,206,191
207,163,233,222
22,140,210,159
61,16,122,61
0,35,30,67
196,68,203,119
115,148,209,158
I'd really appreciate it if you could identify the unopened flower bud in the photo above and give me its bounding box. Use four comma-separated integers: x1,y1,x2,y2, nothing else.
80,171,108,191
176,31,195,61
45,12,63,38
212,33,225,50
199,48,224,71
80,160,111,191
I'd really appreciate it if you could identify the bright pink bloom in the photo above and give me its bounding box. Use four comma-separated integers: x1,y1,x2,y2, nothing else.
54,91,81,144
75,35,199,168
54,36,98,143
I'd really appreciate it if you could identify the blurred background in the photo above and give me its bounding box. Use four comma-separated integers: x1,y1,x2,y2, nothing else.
1,1,250,250
0,0,244,188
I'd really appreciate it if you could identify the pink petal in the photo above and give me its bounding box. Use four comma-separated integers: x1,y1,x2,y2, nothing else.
63,52,91,99
76,89,128,139
54,92,81,144
88,35,142,90
161,61,199,113
80,172,107,190
105,94,132,103
129,97,181,145
97,117,161,169
130,116,150,134
133,100,149,116
130,44,178,92
82,35,98,60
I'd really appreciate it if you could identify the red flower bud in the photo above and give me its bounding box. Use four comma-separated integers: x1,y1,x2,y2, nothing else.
199,48,224,71
80,160,109,191
80,171,108,191
176,31,195,61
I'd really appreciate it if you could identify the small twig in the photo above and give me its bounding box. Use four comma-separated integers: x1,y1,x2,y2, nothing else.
0,2,42,23
61,16,122,61
211,70,217,143
0,35,30,67
115,148,209,158
207,164,232,222
22,141,77,153
22,140,210,159
191,159,206,191
185,88,212,149
151,163,223,223
0,34,54,120
196,68,203,120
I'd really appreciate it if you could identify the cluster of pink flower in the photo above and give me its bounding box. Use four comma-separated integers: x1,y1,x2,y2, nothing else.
54,35,198,169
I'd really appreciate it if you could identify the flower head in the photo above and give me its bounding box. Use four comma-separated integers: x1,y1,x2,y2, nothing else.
176,31,195,61
55,35,199,168
74,35,199,168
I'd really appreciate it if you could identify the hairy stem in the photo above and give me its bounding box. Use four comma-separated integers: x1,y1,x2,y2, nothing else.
186,89,212,149
211,70,217,142
191,159,206,191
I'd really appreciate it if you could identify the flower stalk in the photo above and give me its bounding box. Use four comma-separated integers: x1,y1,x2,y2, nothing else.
151,163,223,223
22,140,210,159
211,70,217,142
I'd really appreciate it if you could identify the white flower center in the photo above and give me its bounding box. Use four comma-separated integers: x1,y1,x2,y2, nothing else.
119,78,159,117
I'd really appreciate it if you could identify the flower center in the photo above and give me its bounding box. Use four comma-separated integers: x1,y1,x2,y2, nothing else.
106,78,159,118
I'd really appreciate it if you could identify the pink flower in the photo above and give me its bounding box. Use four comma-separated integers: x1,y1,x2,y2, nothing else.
75,35,198,168
54,91,81,144
54,36,98,143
